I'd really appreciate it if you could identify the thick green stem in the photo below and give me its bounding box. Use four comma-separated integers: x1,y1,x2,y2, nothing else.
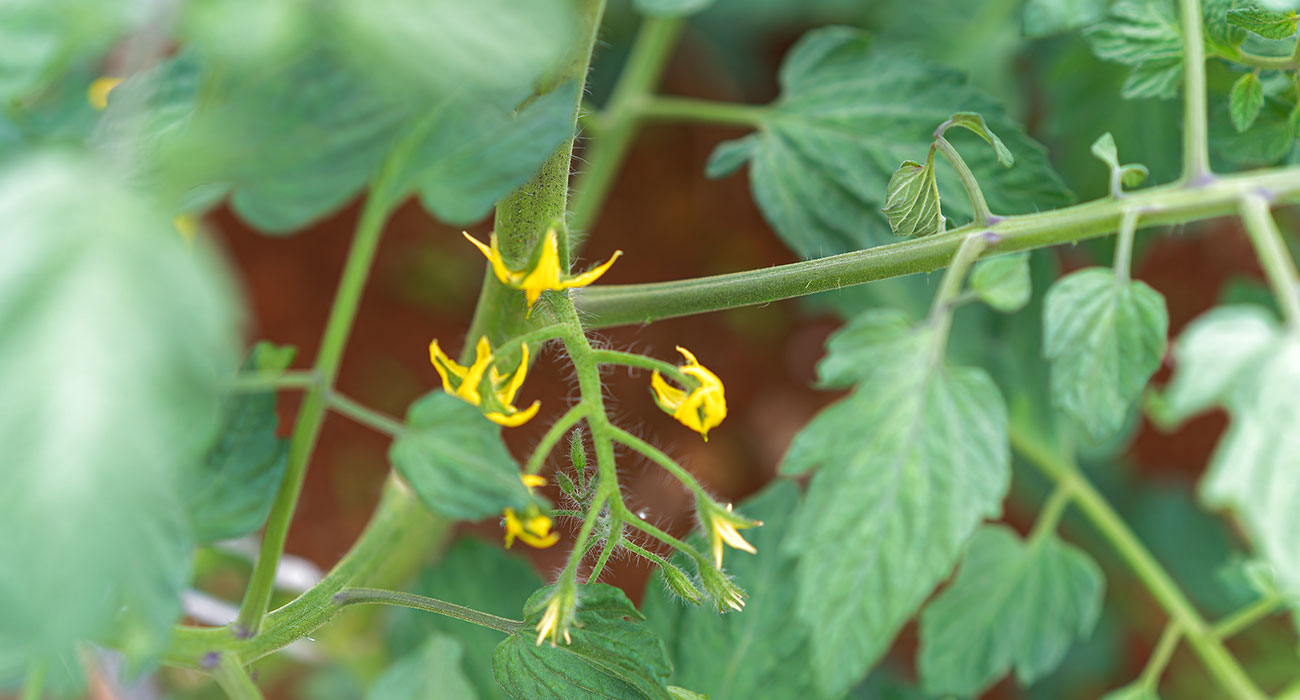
1011,427,1266,700
569,16,684,232
573,166,1300,327
1222,48,1297,71
212,653,264,700
636,96,771,127
934,137,994,226
1180,0,1211,180
1239,194,1300,327
236,164,399,635
334,588,522,634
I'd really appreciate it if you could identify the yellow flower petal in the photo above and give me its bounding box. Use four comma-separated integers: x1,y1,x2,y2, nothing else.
561,249,623,289
708,503,760,568
650,347,727,439
466,227,621,312
650,370,688,411
463,231,518,286
485,400,540,427
520,474,548,489
503,506,559,550
87,76,123,110
495,342,530,407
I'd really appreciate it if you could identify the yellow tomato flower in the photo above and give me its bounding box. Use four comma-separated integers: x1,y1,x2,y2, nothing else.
535,594,574,646
520,474,548,490
703,501,760,569
503,506,559,549
429,336,540,427
87,76,123,110
650,346,727,439
464,227,621,312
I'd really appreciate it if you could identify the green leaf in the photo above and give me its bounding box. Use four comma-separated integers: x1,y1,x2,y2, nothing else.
641,481,824,700
0,0,131,103
945,112,1014,167
1085,0,1185,99
780,309,1011,694
369,635,479,700
390,392,532,521
1227,6,1299,39
918,526,1105,695
634,0,715,17
970,253,1032,312
882,153,944,238
706,26,1070,258
1229,72,1265,133
0,154,240,672
1090,132,1150,188
387,537,542,699
1023,0,1109,36
184,341,293,543
666,687,709,700
1153,306,1300,596
493,584,674,700
1042,268,1168,442
704,134,758,179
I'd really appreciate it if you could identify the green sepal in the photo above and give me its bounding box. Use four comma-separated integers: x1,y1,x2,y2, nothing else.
1090,132,1149,190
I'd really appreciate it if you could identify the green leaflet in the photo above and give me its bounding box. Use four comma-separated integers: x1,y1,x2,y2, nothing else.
945,112,1015,167
1226,6,1299,39
184,341,293,543
970,253,1032,313
707,26,1070,258
881,152,944,238
1086,0,1245,100
918,526,1105,696
1230,72,1266,132
0,0,130,103
1102,684,1161,700
1043,268,1169,443
0,154,240,675
386,538,542,699
1152,305,1300,596
369,635,479,700
1090,132,1151,189
1023,0,1110,36
493,584,674,700
780,309,1011,695
389,392,533,521
95,8,577,233
633,0,715,17
641,481,825,700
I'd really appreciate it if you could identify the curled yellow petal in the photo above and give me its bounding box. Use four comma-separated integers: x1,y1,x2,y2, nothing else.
707,503,761,569
561,249,623,289
520,474,548,489
464,231,518,286
88,76,123,110
650,347,727,439
485,400,540,427
466,227,622,312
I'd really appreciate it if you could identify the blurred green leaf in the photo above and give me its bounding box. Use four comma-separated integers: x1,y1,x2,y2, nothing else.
642,481,825,700
882,154,944,238
634,0,715,17
390,392,532,521
1152,306,1300,596
780,309,1010,695
1230,72,1265,132
0,0,131,103
1101,684,1160,700
0,154,240,676
1043,268,1168,443
708,26,1070,258
184,341,294,543
1227,6,1299,39
970,253,1032,313
387,538,542,699
1023,0,1109,36
1091,132,1151,188
1085,0,1185,99
918,525,1105,695
493,584,674,700
369,635,479,700
666,687,709,700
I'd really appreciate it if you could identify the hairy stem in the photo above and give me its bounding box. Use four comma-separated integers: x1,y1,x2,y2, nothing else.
212,653,264,700
1113,208,1141,283
334,588,523,634
1180,0,1211,180
1239,193,1300,327
934,137,994,226
570,16,684,232
574,166,1300,327
1010,427,1266,700
591,348,690,385
526,404,590,474
637,95,771,127
1139,622,1183,691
